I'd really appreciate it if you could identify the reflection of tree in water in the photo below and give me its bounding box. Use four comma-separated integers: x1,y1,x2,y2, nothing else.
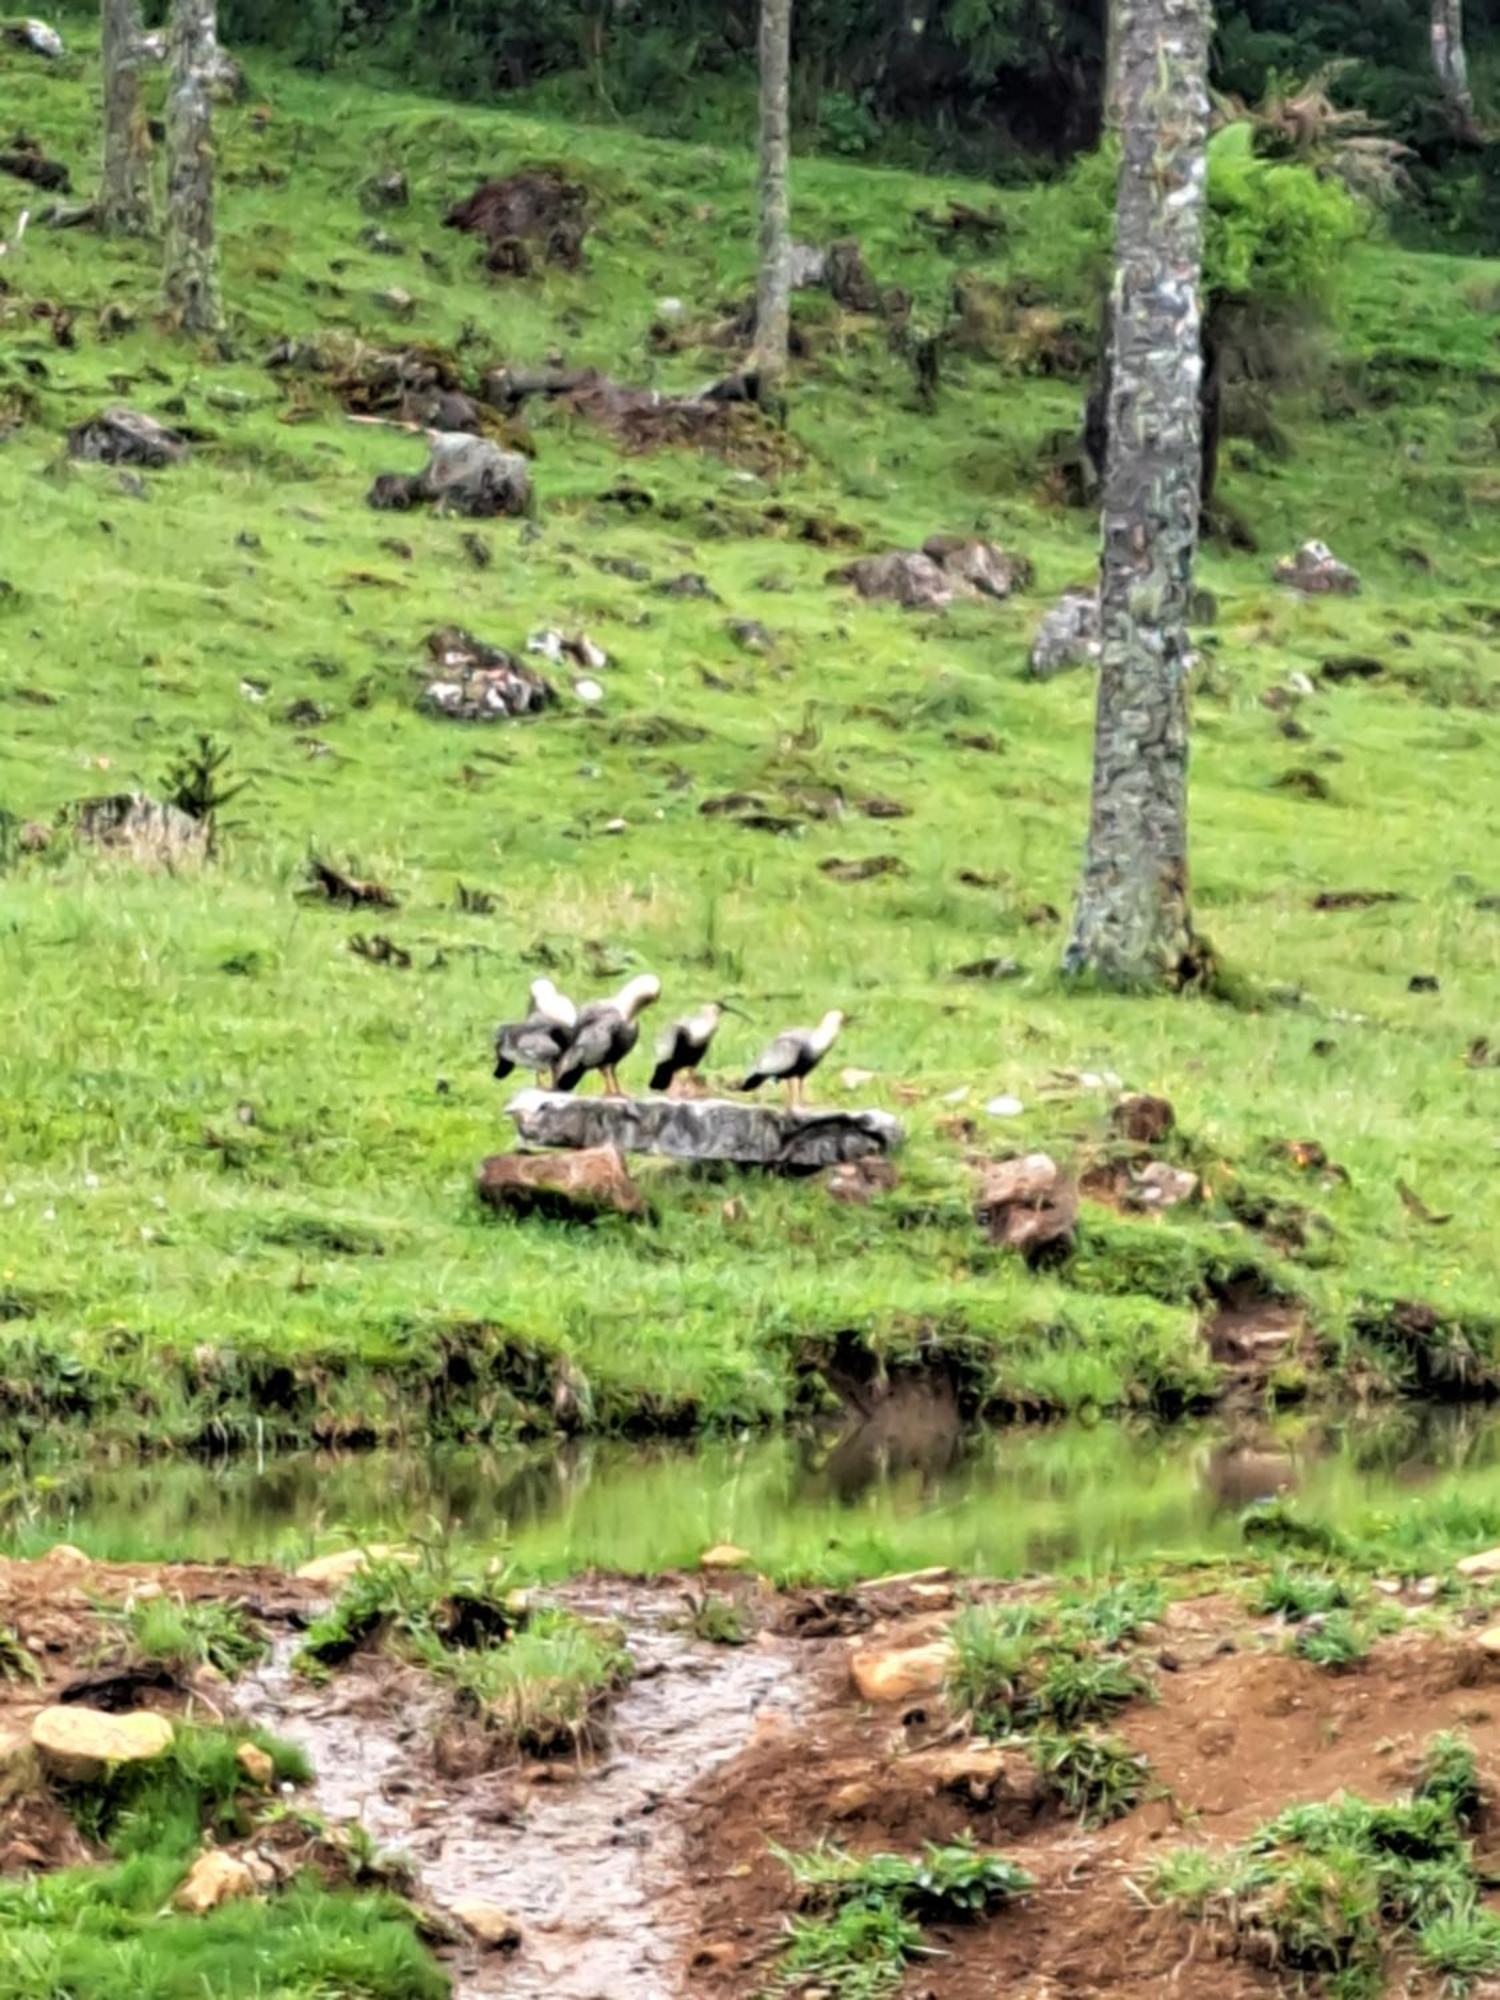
803,1380,971,1506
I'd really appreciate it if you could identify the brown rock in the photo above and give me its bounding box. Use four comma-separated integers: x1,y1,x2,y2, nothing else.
921,534,1033,600
904,1741,1043,1807
175,1848,258,1914
477,1146,645,1222
450,1900,524,1950
1476,1627,1500,1657
975,1153,1078,1260
1274,539,1360,595
825,1157,900,1205
31,1706,174,1783
1457,1548,1500,1580
236,1742,275,1788
850,1640,953,1704
1111,1094,1176,1144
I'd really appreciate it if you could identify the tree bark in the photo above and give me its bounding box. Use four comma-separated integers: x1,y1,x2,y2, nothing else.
99,0,154,235
1064,0,1212,990
1103,0,1124,132
752,0,793,399
1431,0,1481,142
163,0,220,333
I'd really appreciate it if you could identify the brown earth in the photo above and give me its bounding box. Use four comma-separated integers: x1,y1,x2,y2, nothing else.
4,1553,1500,1995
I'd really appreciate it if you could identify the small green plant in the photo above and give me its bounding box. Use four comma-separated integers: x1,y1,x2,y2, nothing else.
295,1557,520,1674
1064,1577,1167,1647
1037,1652,1150,1728
1293,1610,1372,1672
948,1597,1153,1737
679,1589,750,1646
416,1608,632,1755
1156,1734,1496,1995
117,1595,270,1678
0,1624,41,1684
772,1837,1032,1996
1030,1731,1149,1826
1249,1565,1360,1621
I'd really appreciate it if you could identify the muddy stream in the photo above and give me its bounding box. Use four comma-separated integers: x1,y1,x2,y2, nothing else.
244,1582,805,1999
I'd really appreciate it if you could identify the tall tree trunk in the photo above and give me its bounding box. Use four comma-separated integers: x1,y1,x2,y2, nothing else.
99,0,153,235
1063,0,1212,990
1431,0,1481,141
163,0,220,333
752,0,792,400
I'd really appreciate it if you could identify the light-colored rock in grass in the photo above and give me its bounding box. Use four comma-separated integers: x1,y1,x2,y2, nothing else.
699,1544,752,1571
175,1848,258,1914
506,1091,903,1170
1456,1547,1500,1579
294,1544,415,1588
31,1706,174,1783
849,1639,953,1704
903,1741,1044,1806
1028,588,1101,679
1476,1626,1500,1658
451,1900,524,1951
235,1742,274,1788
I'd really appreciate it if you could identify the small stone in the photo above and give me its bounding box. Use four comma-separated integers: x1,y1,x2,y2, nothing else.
1478,1627,1500,1658
1457,1548,1500,1580
1111,1093,1175,1145
1128,1162,1199,1210
32,1707,174,1783
839,1067,875,1091
294,1544,415,1587
849,1640,953,1704
450,1900,524,1951
477,1146,646,1222
985,1095,1025,1119
975,1152,1078,1259
236,1742,274,1788
376,285,415,319
573,678,605,704
1028,588,1101,679
1273,540,1361,596
175,1849,257,1914
700,1544,751,1571
45,1543,91,1567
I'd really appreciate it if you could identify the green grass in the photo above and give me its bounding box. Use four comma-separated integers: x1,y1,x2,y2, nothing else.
946,1584,1156,1737
773,1837,1031,1996
5,24,1500,1461
1029,1729,1150,1826
0,1721,447,2000
109,1594,270,1678
1156,1734,1498,1998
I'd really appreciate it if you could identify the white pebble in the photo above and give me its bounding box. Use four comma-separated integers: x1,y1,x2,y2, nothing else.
573,678,605,704
985,1095,1025,1118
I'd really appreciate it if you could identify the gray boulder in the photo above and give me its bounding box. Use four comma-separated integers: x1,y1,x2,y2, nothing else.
68,407,187,469
1273,539,1361,596
73,794,208,865
420,627,554,722
369,432,532,520
6,19,64,58
507,1090,904,1173
1028,589,1101,679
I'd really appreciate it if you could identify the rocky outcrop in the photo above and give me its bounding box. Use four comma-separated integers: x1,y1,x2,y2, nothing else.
478,1145,647,1222
506,1091,905,1172
73,793,208,865
835,536,1032,611
67,407,187,468
419,627,555,722
369,433,532,519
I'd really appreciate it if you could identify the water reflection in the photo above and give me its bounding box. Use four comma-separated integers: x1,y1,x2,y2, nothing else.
6,1404,1500,1575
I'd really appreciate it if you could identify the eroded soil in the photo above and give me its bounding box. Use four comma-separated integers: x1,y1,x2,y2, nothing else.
5,1552,1500,1997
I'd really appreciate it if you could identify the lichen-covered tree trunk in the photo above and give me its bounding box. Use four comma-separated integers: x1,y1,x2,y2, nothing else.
99,0,154,235
1064,0,1212,989
1431,0,1481,141
163,0,221,332
752,0,792,399
1103,0,1124,132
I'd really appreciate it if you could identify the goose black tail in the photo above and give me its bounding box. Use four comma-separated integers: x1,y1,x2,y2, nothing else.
649,1061,674,1093
493,1056,515,1081
741,1073,765,1093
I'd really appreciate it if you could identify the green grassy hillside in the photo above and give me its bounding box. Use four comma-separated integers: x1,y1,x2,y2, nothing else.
4,28,1500,1449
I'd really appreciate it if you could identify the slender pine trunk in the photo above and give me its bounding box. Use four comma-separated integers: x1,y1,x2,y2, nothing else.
752,0,793,399
1063,0,1212,990
163,0,221,333
99,0,154,235
1431,0,1481,140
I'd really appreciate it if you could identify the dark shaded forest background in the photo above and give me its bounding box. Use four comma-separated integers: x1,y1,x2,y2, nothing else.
190,2,1494,183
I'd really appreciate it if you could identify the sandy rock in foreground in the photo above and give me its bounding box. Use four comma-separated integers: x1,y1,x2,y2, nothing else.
31,1706,174,1783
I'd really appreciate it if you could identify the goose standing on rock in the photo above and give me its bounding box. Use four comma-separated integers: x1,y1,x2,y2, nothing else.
741,1010,847,1109
649,1001,743,1095
553,973,662,1096
494,978,578,1085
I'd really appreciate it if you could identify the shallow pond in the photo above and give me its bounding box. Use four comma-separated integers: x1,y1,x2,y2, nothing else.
7,1404,1500,1575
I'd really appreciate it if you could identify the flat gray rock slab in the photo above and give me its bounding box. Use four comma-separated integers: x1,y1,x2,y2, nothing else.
507,1091,903,1171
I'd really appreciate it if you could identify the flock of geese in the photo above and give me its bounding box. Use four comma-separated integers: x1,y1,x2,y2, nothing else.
494,975,848,1108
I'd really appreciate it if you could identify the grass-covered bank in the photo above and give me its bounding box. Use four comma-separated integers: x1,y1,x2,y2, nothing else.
5,33,1500,1447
